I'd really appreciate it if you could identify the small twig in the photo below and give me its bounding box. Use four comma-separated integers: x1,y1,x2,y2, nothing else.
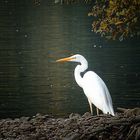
117,107,128,112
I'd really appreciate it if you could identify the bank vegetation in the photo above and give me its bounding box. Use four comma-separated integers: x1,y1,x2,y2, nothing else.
59,0,140,41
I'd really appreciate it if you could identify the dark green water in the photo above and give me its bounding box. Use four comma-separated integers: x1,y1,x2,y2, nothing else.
0,1,140,118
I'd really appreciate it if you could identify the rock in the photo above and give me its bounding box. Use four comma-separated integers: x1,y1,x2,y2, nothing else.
62,132,80,140
124,108,140,117
20,117,30,122
69,113,81,119
117,107,140,117
136,127,140,140
82,112,92,118
0,109,140,139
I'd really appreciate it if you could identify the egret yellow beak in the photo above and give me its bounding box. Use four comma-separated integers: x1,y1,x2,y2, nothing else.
56,57,75,62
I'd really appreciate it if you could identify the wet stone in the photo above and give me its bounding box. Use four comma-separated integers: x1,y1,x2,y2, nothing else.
0,108,139,140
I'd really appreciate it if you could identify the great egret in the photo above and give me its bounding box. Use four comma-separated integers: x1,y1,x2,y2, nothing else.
56,54,115,116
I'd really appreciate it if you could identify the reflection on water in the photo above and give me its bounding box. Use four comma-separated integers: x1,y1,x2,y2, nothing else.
0,1,140,118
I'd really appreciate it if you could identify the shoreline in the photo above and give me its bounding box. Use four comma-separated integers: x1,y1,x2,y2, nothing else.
0,108,140,140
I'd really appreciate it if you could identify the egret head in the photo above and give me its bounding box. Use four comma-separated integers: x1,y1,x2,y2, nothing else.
56,54,86,63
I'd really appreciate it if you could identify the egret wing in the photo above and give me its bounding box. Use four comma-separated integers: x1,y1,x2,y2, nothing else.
82,71,114,115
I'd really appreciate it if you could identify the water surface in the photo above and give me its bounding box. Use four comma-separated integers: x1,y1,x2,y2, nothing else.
0,1,140,118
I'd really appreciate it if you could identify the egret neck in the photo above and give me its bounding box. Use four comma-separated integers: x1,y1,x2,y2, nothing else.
74,58,88,88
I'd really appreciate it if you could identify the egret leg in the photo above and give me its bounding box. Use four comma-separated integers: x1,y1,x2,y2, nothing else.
96,108,99,115
88,99,93,115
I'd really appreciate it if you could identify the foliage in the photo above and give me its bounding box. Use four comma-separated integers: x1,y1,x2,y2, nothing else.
88,0,140,41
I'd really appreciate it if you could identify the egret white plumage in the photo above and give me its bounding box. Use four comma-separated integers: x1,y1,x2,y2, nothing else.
56,54,115,116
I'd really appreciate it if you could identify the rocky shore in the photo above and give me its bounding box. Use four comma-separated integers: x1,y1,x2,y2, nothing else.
0,108,140,140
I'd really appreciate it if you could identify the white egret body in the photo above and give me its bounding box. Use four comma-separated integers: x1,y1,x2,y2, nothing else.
56,54,115,116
